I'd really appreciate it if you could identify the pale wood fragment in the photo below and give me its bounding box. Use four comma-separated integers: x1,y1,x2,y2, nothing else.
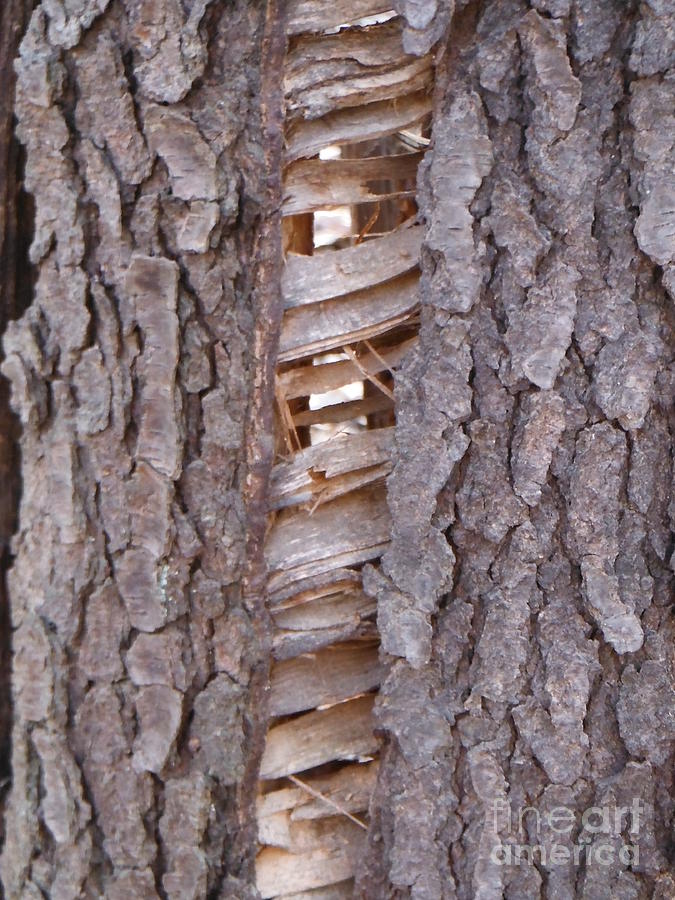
278,271,420,362
258,812,363,852
282,224,422,309
269,569,362,607
283,154,422,216
259,694,378,779
272,463,391,511
268,544,389,594
293,395,393,427
287,775,367,829
288,58,432,120
286,18,406,78
272,619,378,662
290,763,377,821
279,882,354,900
256,843,357,899
285,92,432,161
257,761,377,822
268,642,382,716
277,340,415,400
286,0,394,35
272,591,376,631
265,485,390,581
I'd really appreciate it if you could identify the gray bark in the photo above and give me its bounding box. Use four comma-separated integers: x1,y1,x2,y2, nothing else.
0,1,282,897
357,2,675,898
0,1,673,899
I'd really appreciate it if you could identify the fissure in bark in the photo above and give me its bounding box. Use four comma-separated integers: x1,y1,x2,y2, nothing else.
257,1,675,899
255,6,434,897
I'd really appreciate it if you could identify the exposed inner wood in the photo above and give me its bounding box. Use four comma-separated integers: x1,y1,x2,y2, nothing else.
257,11,430,897
283,153,422,215
285,91,432,161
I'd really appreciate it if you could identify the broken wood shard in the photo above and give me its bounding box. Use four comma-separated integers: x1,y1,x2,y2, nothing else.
259,694,378,780
277,341,414,400
285,92,432,161
283,154,422,216
265,485,390,585
282,225,422,309
287,35,433,119
268,642,382,716
279,272,419,362
271,426,393,498
257,761,378,822
292,394,393,428
272,591,376,632
258,813,364,854
256,844,357,899
286,0,394,35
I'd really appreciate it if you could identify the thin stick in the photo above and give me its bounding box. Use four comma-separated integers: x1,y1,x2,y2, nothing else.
287,773,367,830
275,379,303,452
355,202,381,245
362,339,398,381
342,344,394,400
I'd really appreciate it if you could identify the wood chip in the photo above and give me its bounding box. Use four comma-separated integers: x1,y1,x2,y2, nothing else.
258,761,377,821
259,694,378,780
269,642,382,716
272,592,376,632
278,271,419,362
283,153,422,216
285,92,432,161
286,0,394,35
265,484,390,583
287,53,432,121
272,620,378,662
258,812,364,853
279,438,373,498
293,395,393,427
277,340,415,400
283,224,422,309
257,843,357,898
278,883,354,900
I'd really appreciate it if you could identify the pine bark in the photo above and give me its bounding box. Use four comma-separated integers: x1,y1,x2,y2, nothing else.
0,0,35,854
0,1,673,899
0,1,282,897
357,2,675,898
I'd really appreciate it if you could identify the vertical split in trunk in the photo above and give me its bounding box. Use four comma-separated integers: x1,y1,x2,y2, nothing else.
255,6,435,898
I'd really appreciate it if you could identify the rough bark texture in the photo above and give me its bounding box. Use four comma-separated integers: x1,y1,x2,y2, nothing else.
1,1,673,899
357,1,675,898
0,0,35,854
0,1,282,897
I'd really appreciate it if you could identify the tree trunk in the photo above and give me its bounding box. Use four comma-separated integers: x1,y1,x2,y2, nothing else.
0,1,283,896
1,2,673,900
357,2,675,898
0,0,35,856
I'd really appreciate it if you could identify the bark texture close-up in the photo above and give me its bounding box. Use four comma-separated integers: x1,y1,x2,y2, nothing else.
0,1,673,899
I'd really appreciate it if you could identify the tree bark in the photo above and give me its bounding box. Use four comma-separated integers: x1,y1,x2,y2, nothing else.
0,1,282,897
0,0,35,854
0,1,673,899
357,2,675,898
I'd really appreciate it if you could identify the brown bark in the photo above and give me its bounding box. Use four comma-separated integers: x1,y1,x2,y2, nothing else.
0,0,35,853
357,2,675,898
0,1,279,896
0,1,673,899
